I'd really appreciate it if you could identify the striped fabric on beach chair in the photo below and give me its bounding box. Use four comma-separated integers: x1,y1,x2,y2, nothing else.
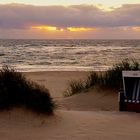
119,71,140,112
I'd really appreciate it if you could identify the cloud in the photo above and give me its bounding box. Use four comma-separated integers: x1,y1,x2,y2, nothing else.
0,3,140,29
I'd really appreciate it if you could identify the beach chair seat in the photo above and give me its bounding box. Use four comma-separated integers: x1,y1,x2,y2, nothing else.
119,71,140,112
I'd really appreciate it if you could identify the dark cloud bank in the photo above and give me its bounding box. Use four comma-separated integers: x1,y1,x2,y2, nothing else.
0,3,140,29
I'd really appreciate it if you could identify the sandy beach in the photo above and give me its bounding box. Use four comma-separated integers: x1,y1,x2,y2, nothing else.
0,71,140,140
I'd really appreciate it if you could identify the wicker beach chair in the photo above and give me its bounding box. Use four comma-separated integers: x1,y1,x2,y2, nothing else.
119,71,140,112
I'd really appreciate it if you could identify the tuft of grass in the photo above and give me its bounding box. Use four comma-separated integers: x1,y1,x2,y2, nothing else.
85,72,99,88
0,65,55,114
64,59,140,97
63,79,85,97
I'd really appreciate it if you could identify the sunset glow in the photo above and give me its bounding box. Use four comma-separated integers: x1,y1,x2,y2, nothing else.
31,26,96,32
31,25,65,32
0,2,140,39
67,27,96,32
131,26,140,31
31,26,57,31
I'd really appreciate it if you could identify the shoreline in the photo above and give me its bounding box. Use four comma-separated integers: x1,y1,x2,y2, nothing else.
12,65,110,72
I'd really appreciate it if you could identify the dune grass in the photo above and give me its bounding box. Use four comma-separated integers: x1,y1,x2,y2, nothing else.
63,80,85,97
0,66,55,114
64,59,140,97
98,59,140,89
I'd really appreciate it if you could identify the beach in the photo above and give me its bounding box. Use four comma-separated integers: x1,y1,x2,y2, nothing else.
1,1,140,139
0,71,140,140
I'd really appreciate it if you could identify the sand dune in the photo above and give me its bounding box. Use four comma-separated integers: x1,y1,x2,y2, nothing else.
25,71,118,111
0,71,140,140
58,88,118,111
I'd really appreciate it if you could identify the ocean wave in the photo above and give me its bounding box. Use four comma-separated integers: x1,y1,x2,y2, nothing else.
0,39,139,71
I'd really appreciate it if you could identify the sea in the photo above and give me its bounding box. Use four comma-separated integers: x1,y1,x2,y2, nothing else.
0,39,140,72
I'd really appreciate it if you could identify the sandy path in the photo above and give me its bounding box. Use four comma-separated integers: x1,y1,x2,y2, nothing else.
0,109,140,140
24,71,88,98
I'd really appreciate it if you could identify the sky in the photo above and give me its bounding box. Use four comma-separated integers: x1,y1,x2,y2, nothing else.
0,0,140,39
